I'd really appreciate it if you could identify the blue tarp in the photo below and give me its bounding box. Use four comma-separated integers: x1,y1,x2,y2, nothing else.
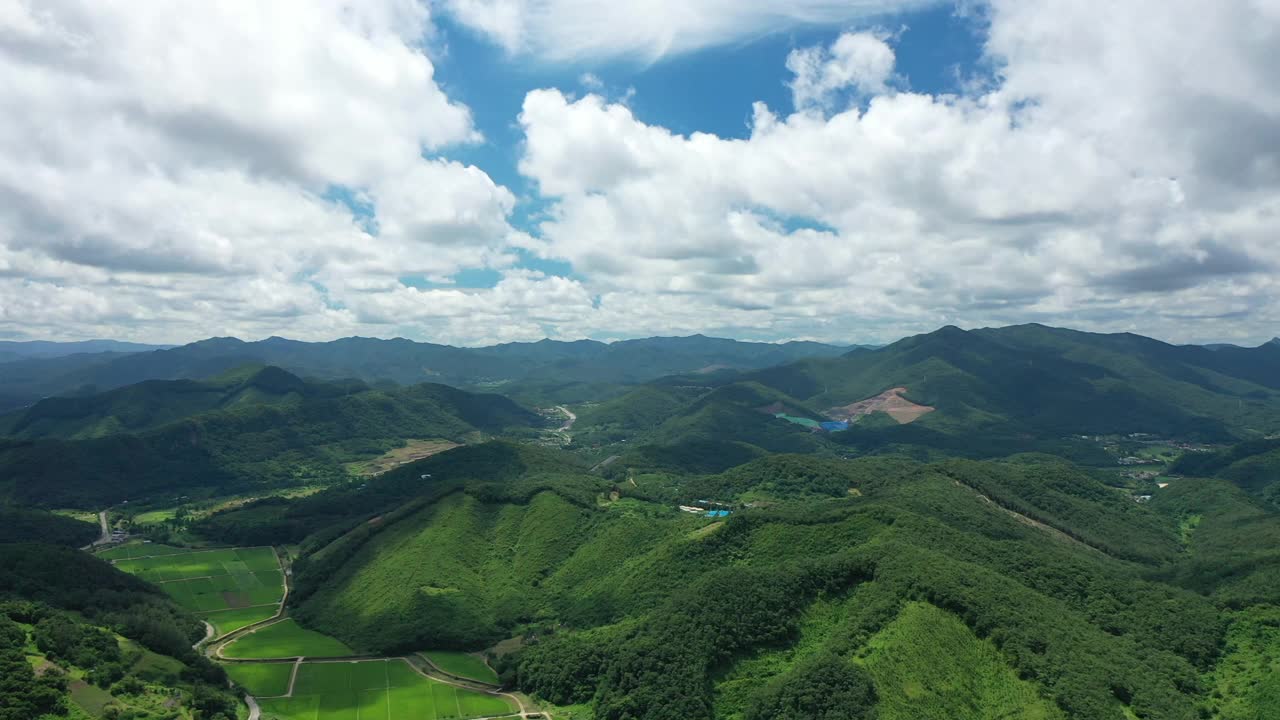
820,421,850,432
704,510,731,518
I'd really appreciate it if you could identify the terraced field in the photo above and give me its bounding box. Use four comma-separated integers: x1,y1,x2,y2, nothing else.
221,619,354,659
421,650,499,684
255,659,516,720
106,544,284,632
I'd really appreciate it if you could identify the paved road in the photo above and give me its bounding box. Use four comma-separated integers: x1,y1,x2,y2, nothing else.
81,510,111,550
244,694,260,720
193,621,214,651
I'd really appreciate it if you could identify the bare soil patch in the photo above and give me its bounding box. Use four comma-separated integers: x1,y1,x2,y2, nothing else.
827,387,935,425
222,591,252,609
346,438,460,477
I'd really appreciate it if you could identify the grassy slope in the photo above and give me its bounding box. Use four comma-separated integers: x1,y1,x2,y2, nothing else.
862,602,1066,720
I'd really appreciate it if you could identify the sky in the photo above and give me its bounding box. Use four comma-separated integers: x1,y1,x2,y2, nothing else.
0,0,1277,347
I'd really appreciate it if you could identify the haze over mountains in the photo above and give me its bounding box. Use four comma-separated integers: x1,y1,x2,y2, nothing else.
0,334,860,412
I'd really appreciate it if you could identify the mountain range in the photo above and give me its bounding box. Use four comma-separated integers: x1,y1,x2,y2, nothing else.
0,334,857,412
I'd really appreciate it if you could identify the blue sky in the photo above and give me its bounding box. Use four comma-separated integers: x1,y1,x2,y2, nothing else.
431,3,987,290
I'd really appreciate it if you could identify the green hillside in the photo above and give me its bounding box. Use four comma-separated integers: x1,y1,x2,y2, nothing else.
0,370,543,507
249,443,1236,719
0,506,99,546
747,324,1280,447
862,602,1066,720
1170,438,1280,506
0,365,314,440
0,543,241,719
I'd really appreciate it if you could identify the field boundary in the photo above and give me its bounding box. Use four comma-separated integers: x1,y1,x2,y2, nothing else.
104,544,276,563
240,657,532,719
416,652,502,689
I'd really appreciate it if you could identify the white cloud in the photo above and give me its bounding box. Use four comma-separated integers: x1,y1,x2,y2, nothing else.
441,0,936,62
0,0,525,343
787,31,897,110
515,0,1280,345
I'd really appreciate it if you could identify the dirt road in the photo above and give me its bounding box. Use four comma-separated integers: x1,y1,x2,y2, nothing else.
555,405,576,431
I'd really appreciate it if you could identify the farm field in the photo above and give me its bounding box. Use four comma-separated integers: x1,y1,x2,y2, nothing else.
97,541,192,560
257,659,516,720
221,618,355,659
226,662,296,697
420,650,498,684
110,546,284,616
203,605,281,636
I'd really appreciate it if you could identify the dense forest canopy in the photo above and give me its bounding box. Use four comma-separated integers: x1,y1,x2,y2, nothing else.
2,324,1279,720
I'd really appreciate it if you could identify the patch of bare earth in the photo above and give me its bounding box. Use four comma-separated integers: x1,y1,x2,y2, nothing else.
351,438,460,477
827,387,935,425
222,591,251,609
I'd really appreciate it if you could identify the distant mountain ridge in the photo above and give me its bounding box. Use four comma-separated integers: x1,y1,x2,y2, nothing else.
0,334,855,411
743,323,1280,442
0,339,169,361
0,367,542,507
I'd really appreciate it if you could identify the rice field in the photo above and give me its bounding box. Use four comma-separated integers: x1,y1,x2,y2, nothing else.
98,541,192,560
420,651,499,685
220,619,354,659
226,662,296,697
256,659,517,720
107,545,284,627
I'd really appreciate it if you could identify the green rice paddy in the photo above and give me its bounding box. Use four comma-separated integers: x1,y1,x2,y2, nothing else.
420,651,499,685
97,541,192,560
257,660,516,720
110,546,284,617
226,662,296,697
202,605,281,636
221,619,355,659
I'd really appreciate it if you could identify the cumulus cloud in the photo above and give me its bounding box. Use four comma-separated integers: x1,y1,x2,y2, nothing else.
787,31,897,110
516,0,1280,345
0,0,528,343
4,0,1279,347
441,0,935,62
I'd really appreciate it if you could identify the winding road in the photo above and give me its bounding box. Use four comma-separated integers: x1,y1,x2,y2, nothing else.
554,405,576,432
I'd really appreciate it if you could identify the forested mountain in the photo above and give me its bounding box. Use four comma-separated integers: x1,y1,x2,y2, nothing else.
745,324,1280,442
6,324,1279,720
185,439,1278,720
0,339,169,361
0,368,542,507
0,334,854,412
0,365,333,440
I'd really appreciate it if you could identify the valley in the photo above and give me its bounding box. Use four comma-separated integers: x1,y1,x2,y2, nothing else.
2,325,1278,720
